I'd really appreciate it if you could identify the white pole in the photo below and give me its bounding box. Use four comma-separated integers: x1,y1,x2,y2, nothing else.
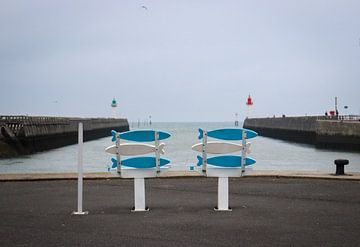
73,122,88,215
116,133,121,175
202,130,208,173
241,130,246,175
133,178,147,211
216,177,231,211
155,131,160,174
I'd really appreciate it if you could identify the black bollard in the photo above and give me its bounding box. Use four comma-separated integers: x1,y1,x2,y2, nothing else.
334,159,349,175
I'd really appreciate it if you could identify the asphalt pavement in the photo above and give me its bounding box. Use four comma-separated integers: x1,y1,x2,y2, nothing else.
1,177,360,247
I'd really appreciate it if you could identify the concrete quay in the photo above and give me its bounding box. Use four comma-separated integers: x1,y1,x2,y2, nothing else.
1,175,360,246
1,170,360,181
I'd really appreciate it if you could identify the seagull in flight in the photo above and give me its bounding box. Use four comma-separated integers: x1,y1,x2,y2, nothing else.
141,5,148,10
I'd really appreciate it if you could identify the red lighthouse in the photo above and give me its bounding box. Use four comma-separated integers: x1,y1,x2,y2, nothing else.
246,95,253,106
246,94,253,118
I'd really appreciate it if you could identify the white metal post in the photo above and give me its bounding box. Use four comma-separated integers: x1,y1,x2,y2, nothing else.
202,130,208,173
241,130,246,175
73,122,88,215
215,177,231,211
155,131,160,174
115,132,121,175
132,178,148,211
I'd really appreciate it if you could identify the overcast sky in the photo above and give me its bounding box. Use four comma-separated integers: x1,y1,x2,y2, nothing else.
0,0,359,122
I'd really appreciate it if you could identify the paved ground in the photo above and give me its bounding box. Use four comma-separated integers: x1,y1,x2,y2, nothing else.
1,177,360,246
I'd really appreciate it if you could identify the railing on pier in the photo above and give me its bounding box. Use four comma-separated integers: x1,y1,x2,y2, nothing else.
0,115,128,138
317,115,360,121
0,116,69,136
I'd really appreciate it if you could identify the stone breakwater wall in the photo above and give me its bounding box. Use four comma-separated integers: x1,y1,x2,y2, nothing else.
0,116,129,157
243,116,360,151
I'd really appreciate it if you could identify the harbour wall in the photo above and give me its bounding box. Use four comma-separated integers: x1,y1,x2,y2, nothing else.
243,116,360,151
0,116,129,158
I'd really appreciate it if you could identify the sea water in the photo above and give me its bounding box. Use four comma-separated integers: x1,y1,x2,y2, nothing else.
0,122,360,173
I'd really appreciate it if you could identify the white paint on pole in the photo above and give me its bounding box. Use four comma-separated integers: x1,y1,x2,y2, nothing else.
72,122,88,215
155,131,160,174
241,130,246,175
115,133,121,174
202,130,208,172
132,178,148,211
215,177,231,211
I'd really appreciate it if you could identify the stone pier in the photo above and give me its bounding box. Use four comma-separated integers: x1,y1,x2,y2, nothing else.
0,115,129,157
243,116,360,150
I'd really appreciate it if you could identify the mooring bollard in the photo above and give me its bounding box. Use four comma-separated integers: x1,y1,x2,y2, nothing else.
334,159,349,175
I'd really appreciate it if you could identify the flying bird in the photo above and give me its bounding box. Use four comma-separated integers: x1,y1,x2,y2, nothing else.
141,5,148,10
